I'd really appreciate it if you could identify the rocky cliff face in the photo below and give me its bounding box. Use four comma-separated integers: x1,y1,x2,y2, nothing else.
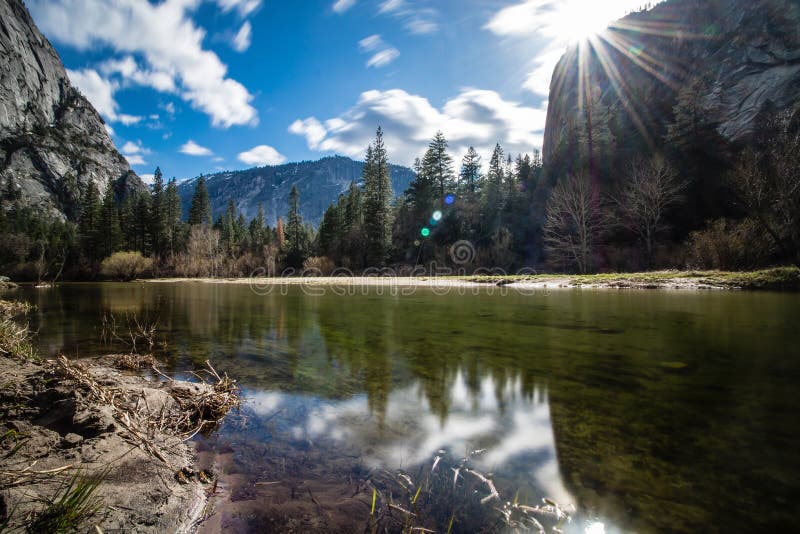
543,0,800,170
178,156,415,226
0,0,144,220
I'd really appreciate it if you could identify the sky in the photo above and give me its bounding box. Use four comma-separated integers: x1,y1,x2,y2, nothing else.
27,0,656,183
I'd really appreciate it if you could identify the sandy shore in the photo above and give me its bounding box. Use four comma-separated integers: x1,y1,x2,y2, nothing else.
0,354,236,532
145,268,800,291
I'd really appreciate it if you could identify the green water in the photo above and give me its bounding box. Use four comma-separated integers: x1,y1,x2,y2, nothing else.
14,282,800,532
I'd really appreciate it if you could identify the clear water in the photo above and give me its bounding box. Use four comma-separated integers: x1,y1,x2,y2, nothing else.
13,282,800,533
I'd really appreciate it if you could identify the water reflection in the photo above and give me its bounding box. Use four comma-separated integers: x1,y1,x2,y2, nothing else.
235,369,582,532
16,282,800,533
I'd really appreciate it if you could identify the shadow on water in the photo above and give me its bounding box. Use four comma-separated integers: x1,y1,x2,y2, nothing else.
16,282,800,532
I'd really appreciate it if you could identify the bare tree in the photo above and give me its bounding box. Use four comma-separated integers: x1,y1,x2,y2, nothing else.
179,225,221,277
544,173,602,273
612,155,686,266
731,116,800,268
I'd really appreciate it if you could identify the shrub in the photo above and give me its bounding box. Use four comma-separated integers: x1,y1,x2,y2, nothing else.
302,256,335,276
100,251,153,281
685,218,775,270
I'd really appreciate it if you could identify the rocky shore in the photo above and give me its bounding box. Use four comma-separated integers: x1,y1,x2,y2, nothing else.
0,301,239,532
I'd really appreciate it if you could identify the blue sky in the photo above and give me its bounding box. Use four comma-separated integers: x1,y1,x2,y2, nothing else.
28,0,654,183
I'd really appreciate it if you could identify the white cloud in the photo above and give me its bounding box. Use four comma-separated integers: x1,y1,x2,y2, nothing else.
231,21,252,52
358,34,383,52
358,34,399,68
332,0,356,13
100,56,177,93
238,145,287,166
161,102,176,116
289,88,546,166
378,0,405,13
121,141,142,154
180,140,214,156
139,173,155,185
29,0,258,128
117,114,143,126
376,1,438,35
120,139,151,166
66,68,131,123
104,124,115,137
366,48,400,68
125,154,146,166
485,0,664,95
216,0,261,17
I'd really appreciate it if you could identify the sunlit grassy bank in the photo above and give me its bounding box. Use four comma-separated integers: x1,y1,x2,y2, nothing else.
457,267,800,291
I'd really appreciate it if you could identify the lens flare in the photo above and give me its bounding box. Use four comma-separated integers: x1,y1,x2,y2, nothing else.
432,210,443,221
444,194,455,205
420,228,431,237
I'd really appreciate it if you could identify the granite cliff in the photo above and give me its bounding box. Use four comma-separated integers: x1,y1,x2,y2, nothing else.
0,0,145,220
543,0,800,180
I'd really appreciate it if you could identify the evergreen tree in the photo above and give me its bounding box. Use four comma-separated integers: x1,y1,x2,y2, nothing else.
132,192,152,254
460,147,482,195
149,167,166,257
97,182,122,259
78,182,101,262
249,203,270,255
165,178,182,255
285,186,307,267
420,131,454,202
188,176,212,226
363,127,394,266
482,143,506,232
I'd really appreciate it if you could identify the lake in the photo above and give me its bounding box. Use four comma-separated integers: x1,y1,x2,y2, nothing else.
14,282,800,533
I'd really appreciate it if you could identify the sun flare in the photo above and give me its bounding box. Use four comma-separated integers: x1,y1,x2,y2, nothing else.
546,0,649,43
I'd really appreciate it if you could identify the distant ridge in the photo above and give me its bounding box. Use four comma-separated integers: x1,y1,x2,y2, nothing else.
177,155,416,226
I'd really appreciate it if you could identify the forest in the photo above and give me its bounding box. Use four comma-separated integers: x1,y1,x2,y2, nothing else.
1,109,799,281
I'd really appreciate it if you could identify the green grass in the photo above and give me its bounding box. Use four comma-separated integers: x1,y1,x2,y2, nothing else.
26,470,106,534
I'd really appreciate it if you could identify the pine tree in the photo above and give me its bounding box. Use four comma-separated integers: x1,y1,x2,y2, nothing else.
78,182,102,262
97,182,122,259
165,178,182,255
132,192,152,254
420,131,454,202
482,143,506,230
285,186,307,267
363,127,394,266
188,176,212,226
149,167,166,257
460,147,482,195
249,202,269,255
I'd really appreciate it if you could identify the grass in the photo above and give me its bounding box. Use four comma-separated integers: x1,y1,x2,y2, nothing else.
0,300,37,361
448,267,800,291
367,449,572,533
25,470,106,534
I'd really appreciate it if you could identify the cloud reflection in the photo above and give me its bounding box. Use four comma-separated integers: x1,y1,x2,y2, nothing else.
244,368,574,506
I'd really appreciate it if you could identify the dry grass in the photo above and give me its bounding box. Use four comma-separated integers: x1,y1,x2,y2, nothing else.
113,353,158,370
53,355,240,467
0,299,37,361
367,450,573,533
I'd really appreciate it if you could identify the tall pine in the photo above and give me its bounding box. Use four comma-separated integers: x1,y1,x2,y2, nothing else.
188,176,212,226
363,127,394,267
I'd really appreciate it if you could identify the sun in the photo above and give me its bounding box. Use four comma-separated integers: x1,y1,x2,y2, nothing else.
546,0,645,43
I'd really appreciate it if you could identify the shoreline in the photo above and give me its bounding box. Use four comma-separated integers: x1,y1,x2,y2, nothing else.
0,350,238,532
142,267,800,292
